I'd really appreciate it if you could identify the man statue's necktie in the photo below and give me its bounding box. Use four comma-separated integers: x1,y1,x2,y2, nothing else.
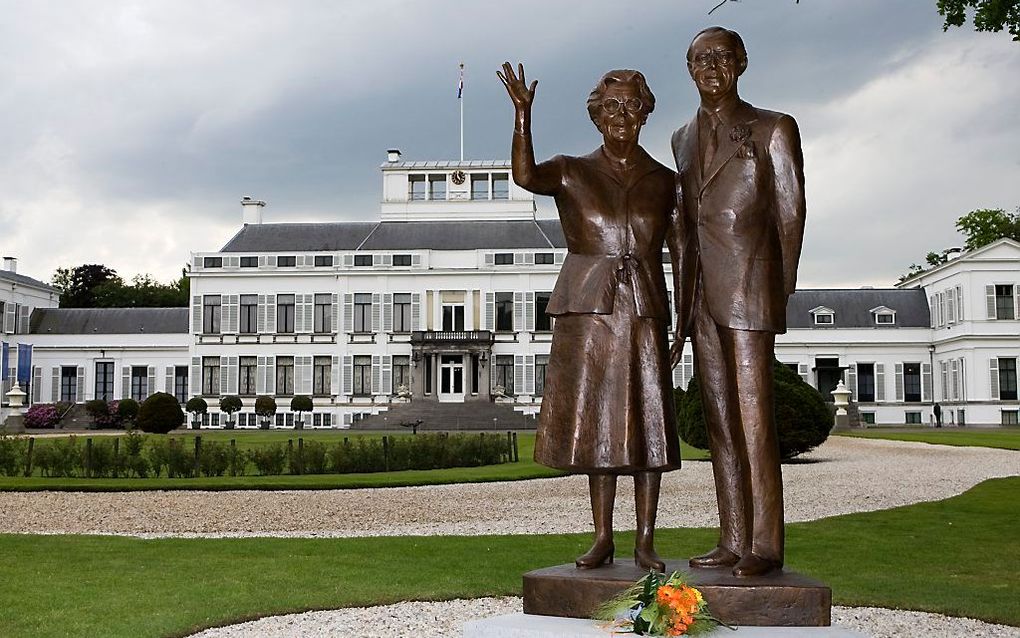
702,112,720,176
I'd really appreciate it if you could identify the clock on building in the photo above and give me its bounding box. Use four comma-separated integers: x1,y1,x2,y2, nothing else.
451,170,466,185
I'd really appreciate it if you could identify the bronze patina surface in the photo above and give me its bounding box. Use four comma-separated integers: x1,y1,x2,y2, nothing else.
523,562,831,627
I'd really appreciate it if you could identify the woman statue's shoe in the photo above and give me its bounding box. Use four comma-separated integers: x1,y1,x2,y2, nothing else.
732,553,782,578
689,546,741,568
634,546,665,573
575,539,615,569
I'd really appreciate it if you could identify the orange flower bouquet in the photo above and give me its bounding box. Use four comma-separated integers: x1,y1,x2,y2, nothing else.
594,571,730,636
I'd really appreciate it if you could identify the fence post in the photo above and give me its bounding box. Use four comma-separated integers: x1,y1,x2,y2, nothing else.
230,439,236,477
382,435,389,472
24,437,34,477
113,438,120,478
194,436,202,476
506,431,513,463
287,439,294,475
297,438,304,475
512,432,519,462
86,438,93,478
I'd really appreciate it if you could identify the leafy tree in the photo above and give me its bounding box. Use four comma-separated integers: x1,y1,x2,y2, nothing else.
937,0,1020,40
52,264,189,308
674,358,833,460
955,207,1020,251
51,265,121,308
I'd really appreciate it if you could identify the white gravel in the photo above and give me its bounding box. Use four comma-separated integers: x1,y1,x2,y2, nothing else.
187,597,1020,638
1,437,1016,538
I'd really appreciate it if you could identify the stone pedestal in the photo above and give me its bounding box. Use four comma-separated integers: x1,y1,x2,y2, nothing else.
464,614,864,637
523,561,831,627
2,412,26,433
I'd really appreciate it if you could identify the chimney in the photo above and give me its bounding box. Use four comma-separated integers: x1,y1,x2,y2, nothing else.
241,196,266,225
2,257,16,273
386,149,402,163
944,246,964,261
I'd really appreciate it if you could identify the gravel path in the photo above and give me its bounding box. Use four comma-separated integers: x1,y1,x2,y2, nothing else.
1,437,1016,538
188,597,1020,638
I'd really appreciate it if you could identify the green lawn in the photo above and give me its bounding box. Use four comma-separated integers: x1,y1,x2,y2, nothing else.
836,427,1020,451
0,432,711,491
0,477,1016,637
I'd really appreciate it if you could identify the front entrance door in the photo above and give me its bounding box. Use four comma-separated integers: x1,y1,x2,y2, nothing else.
95,361,114,401
439,354,465,402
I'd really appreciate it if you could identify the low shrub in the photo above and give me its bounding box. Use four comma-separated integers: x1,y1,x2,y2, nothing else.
84,439,117,478
198,441,230,477
35,437,81,477
226,444,249,477
138,393,185,434
25,404,61,429
120,430,150,478
165,439,194,478
251,443,286,475
295,440,328,474
0,432,27,476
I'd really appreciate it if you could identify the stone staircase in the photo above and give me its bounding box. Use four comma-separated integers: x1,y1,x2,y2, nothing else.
57,403,93,429
350,400,537,431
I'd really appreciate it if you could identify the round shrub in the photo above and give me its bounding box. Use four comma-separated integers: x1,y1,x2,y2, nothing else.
219,395,242,429
675,358,834,459
290,395,312,429
117,398,139,423
185,396,208,416
254,396,277,428
137,392,186,434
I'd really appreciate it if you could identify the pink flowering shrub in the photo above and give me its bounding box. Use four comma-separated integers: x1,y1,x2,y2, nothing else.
25,404,61,429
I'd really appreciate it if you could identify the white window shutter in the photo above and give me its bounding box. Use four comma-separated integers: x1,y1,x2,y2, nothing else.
51,367,59,402
921,362,932,403
484,253,495,266
959,358,966,400
146,366,155,399
295,296,306,333
956,286,964,321
3,303,15,333
298,356,312,395
219,357,229,398
490,356,498,389
797,363,809,384
929,295,936,328
382,355,392,395
989,358,1000,400
554,252,564,265
894,363,904,402
847,363,857,400
257,295,267,333
330,355,340,396
165,365,174,394
947,291,956,324
525,292,535,331
76,366,85,403
672,363,683,389
986,285,997,319
514,252,525,265
265,294,276,333
228,357,238,395
513,292,524,331
342,254,354,268
525,354,535,395
939,292,946,326
121,366,130,400
1015,284,1020,319
257,356,267,394
383,294,393,332
875,363,886,401
222,295,238,333
524,253,535,265
370,355,382,394
331,293,340,333
191,357,202,398
484,292,495,331
32,366,41,403
411,254,421,268
192,296,203,334
304,295,314,332
514,355,525,395
19,306,30,334
342,356,353,395
265,356,275,395
382,254,392,267
343,294,354,332
371,294,381,332
411,293,421,330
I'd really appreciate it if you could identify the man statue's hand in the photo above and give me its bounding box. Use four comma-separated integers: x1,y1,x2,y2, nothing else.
498,62,537,131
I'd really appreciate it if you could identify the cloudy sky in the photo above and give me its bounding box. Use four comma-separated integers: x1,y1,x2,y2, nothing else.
1,1,1017,288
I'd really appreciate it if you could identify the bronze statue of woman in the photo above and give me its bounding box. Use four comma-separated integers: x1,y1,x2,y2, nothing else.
498,62,683,572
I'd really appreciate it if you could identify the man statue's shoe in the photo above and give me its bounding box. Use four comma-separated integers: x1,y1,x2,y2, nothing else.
634,547,666,573
689,546,740,568
732,554,782,578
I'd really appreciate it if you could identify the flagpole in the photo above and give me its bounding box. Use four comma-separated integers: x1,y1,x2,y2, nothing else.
458,63,465,161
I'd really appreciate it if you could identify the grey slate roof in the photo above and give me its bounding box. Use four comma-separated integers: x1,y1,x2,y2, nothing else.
220,220,564,252
30,308,189,334
0,270,59,292
786,289,930,328
381,160,512,170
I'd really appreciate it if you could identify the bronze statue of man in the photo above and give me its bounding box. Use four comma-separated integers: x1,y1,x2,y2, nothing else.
499,62,682,572
670,27,806,578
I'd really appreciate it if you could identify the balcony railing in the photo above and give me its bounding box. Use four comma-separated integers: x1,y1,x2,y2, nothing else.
410,330,494,343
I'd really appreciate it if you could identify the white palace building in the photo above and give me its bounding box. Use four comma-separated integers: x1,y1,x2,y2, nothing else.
3,151,1019,428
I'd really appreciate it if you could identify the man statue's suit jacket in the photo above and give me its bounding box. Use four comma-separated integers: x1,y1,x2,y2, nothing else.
670,99,806,338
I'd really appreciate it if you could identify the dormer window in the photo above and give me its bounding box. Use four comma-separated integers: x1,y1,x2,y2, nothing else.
810,306,835,325
409,175,426,201
471,174,490,200
871,306,896,325
493,173,510,200
428,175,447,200
203,257,222,268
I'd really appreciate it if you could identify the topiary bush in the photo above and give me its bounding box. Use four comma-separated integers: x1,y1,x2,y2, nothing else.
117,399,140,425
254,396,277,429
219,396,242,429
675,358,834,460
186,397,208,429
290,395,312,429
137,392,185,434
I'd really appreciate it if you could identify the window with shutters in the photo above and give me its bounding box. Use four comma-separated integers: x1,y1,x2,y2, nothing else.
856,363,876,402
174,366,188,403
494,355,515,395
535,355,549,397
203,295,221,334
353,294,372,332
130,366,148,401
239,295,258,333
203,257,223,268
95,362,115,402
313,294,332,333
313,356,331,396
276,356,295,396
494,253,513,265
277,255,297,267
314,255,334,267
495,292,514,331
276,294,296,333
994,285,1015,320
353,356,372,396
60,367,78,402
393,294,413,332
392,254,412,267
240,256,257,268
202,357,220,396
535,252,554,265
903,362,922,403
354,254,373,267
239,357,257,396
393,356,410,392
999,357,1018,400
535,292,553,331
